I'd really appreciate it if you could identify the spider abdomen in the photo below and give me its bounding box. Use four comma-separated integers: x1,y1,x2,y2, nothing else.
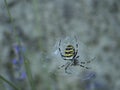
64,45,75,57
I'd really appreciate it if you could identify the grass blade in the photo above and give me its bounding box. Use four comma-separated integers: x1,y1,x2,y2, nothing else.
0,75,21,90
23,55,36,90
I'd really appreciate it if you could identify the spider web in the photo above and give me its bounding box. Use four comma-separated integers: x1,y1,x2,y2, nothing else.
52,36,96,80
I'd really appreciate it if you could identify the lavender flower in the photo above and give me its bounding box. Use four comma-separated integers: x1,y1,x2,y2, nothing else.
13,44,26,54
81,71,96,81
82,72,109,90
12,43,26,81
19,72,26,80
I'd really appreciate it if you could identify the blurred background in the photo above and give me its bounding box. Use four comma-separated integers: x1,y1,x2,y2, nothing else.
0,0,120,90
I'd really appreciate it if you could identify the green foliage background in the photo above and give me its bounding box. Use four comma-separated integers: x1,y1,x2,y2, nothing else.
0,0,120,90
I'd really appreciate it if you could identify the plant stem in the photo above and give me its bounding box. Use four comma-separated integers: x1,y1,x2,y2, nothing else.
4,0,20,43
0,75,21,90
23,55,36,90
4,0,13,23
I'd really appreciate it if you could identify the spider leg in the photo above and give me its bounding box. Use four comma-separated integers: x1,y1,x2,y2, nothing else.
58,62,69,69
75,36,78,49
58,62,72,74
76,56,79,59
80,57,96,64
65,62,72,74
86,57,96,63
58,47,65,58
59,39,71,60
72,36,79,59
58,64,65,69
78,57,95,69
79,64,91,69
72,47,78,59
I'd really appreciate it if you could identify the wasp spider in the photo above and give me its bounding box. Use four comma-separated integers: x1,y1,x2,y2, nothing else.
58,37,94,74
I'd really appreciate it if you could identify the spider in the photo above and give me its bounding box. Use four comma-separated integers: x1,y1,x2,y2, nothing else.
58,37,94,74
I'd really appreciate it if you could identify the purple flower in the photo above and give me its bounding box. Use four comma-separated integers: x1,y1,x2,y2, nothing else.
83,72,108,90
19,72,26,80
12,58,18,65
11,43,26,81
85,80,107,90
13,44,26,54
81,71,96,81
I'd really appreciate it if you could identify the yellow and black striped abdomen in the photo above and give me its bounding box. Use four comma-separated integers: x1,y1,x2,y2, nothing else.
64,45,75,57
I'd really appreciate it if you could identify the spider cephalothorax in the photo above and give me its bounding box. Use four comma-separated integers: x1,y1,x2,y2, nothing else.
58,37,94,74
